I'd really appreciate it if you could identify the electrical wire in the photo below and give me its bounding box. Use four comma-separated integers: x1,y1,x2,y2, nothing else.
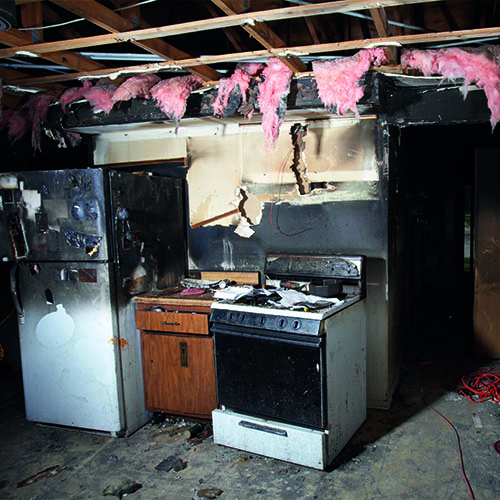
0,309,14,329
456,366,500,403
269,135,310,237
427,404,476,500
18,0,158,31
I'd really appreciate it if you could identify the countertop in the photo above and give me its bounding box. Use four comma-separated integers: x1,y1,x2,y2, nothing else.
134,287,216,312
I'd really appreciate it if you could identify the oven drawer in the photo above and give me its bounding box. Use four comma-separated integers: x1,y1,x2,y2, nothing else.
136,310,209,335
213,409,326,469
213,324,326,429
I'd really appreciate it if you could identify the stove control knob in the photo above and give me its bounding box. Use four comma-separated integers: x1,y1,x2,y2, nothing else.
292,320,301,330
278,318,287,329
256,315,265,326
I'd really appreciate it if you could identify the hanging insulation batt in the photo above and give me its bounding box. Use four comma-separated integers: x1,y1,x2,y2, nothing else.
312,48,387,118
401,47,500,128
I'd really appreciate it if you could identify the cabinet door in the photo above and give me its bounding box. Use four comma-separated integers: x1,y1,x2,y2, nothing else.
142,333,217,418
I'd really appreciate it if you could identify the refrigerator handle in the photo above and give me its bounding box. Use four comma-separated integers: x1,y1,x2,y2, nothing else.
10,262,24,325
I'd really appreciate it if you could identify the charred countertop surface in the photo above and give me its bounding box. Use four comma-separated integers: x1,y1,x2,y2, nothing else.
134,287,216,313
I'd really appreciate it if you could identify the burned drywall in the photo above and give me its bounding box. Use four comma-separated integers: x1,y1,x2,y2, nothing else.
186,117,379,234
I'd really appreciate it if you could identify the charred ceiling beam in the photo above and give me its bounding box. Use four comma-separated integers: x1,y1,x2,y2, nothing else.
0,1,444,58
210,0,307,73
49,0,221,81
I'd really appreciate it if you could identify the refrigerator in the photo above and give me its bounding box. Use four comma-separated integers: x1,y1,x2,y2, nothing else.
0,168,186,435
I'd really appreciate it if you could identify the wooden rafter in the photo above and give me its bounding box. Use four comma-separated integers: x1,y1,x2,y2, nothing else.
0,0,443,58
205,1,244,52
305,17,321,45
370,8,398,63
20,1,43,43
0,66,66,94
41,3,85,41
210,0,307,73
49,0,221,81
0,27,108,73
8,25,500,87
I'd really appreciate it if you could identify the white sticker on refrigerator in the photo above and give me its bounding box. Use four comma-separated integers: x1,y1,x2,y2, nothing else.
35,304,75,348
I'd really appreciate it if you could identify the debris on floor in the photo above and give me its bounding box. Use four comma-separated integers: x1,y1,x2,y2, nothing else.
16,464,66,488
196,487,224,499
155,455,188,472
102,479,142,498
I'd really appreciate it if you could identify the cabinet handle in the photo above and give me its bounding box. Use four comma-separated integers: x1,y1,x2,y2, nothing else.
180,341,188,367
161,321,180,326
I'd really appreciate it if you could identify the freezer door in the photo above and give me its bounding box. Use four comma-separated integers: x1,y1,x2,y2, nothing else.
108,171,186,294
0,169,110,262
17,261,130,433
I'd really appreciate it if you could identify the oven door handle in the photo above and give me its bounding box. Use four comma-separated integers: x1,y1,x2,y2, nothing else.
238,420,288,437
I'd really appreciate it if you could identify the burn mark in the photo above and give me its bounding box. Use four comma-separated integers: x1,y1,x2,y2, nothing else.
237,187,263,228
289,123,310,195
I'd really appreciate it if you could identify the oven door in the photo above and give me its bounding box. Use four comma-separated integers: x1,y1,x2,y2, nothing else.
213,323,326,430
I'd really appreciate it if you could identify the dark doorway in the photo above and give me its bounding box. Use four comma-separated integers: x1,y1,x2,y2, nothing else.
392,123,500,361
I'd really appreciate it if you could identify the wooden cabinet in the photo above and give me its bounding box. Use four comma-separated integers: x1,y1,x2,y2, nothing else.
135,292,216,419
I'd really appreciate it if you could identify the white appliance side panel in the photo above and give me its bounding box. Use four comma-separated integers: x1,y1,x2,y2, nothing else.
324,300,367,463
116,296,150,435
213,409,326,469
18,262,124,433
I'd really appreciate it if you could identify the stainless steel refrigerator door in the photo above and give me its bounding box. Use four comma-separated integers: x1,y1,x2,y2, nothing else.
17,261,128,433
108,171,186,294
0,169,111,262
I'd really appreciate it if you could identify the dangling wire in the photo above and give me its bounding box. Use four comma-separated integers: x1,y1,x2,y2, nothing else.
269,136,310,237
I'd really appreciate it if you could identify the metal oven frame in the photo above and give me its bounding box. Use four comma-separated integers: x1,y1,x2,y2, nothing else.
212,300,366,469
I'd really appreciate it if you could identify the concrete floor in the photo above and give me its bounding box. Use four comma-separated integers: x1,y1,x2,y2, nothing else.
1,355,500,500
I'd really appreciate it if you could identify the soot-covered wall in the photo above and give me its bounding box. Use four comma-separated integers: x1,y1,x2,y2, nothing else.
93,116,394,408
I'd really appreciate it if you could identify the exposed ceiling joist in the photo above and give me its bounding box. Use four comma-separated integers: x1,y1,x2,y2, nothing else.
0,0,443,58
48,0,221,81
210,0,307,73
9,25,500,87
0,27,108,73
370,8,398,63
0,65,66,93
19,1,43,42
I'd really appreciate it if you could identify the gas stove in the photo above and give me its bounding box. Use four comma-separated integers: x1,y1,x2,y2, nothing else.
211,253,365,332
211,253,367,469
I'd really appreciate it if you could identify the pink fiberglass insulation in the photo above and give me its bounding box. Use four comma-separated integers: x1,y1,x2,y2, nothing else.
64,131,82,148
312,48,387,118
112,74,161,103
59,80,92,113
0,108,13,131
401,47,500,128
213,63,264,117
257,58,293,150
150,75,203,124
23,93,54,152
83,80,117,114
6,110,31,144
